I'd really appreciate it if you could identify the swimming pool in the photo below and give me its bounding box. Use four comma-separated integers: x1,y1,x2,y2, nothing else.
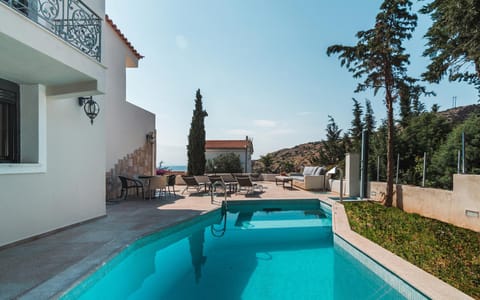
63,200,426,299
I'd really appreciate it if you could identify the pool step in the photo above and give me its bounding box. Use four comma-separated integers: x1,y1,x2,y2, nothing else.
239,218,332,230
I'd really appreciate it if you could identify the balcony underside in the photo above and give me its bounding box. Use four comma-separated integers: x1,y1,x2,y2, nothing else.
0,3,105,98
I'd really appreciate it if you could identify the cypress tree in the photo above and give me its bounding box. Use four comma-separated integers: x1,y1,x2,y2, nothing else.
364,99,376,135
187,89,208,175
350,98,364,152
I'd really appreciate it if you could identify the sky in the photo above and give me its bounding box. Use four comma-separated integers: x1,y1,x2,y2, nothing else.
106,0,478,166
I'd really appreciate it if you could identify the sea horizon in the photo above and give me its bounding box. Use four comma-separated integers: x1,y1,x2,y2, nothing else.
164,165,187,172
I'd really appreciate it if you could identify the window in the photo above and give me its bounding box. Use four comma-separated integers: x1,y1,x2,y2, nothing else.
0,79,19,163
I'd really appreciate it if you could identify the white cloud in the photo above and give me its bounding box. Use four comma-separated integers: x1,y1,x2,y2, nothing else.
175,35,189,50
253,119,277,127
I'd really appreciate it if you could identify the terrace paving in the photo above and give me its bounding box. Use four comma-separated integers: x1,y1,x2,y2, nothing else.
0,182,328,299
0,181,470,300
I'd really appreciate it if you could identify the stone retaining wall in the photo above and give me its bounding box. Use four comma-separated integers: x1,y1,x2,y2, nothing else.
369,174,480,232
105,142,154,200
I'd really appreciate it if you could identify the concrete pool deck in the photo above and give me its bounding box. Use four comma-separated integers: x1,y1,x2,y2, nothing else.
0,182,471,299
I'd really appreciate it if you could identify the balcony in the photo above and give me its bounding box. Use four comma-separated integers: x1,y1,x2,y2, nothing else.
1,0,101,62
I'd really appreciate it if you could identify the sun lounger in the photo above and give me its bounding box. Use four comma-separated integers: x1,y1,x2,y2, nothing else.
181,176,202,194
235,176,263,195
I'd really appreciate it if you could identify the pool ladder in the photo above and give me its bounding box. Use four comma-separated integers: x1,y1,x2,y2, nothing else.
210,201,227,237
210,180,227,206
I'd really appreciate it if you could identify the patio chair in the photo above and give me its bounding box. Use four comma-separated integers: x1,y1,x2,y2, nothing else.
118,175,144,200
181,176,203,195
220,174,238,193
148,176,167,199
235,176,263,195
167,174,176,196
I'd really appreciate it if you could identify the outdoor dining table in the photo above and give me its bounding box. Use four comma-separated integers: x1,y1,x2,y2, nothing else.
275,175,293,189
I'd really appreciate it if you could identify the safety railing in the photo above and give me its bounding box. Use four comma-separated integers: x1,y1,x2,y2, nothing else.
1,0,101,61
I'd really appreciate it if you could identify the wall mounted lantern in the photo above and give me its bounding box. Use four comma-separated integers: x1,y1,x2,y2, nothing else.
78,96,100,125
146,131,156,144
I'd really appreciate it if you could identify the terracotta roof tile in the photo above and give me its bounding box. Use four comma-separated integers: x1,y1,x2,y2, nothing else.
205,140,252,149
105,15,144,60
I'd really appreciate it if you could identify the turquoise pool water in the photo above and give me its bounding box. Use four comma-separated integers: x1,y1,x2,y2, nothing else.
63,200,425,300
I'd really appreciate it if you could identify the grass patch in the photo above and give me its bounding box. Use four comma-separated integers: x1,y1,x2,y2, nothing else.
343,201,480,299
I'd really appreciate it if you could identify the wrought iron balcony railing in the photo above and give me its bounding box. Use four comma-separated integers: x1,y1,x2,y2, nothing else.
1,0,101,62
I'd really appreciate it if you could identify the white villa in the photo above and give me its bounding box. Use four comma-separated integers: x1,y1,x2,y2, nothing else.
0,0,156,247
205,137,254,173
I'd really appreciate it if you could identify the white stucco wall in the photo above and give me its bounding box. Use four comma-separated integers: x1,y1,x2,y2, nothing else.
0,88,106,246
0,1,107,247
104,22,156,172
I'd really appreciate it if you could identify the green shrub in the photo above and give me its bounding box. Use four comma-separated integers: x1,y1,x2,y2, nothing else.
205,153,243,173
344,201,480,299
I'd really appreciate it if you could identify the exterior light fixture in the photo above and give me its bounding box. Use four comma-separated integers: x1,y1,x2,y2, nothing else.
78,96,100,125
146,131,156,144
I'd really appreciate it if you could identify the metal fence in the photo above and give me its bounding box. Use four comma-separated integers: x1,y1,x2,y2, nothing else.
1,0,101,61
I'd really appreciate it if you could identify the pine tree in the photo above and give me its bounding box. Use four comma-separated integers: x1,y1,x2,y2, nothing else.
398,81,412,128
399,79,432,127
397,112,451,185
431,103,440,113
430,115,480,189
350,98,364,152
320,116,344,165
421,0,480,98
187,89,208,176
327,0,418,206
412,95,426,116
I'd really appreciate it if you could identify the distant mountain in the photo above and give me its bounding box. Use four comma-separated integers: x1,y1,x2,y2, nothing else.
437,104,480,124
253,104,480,173
253,141,324,173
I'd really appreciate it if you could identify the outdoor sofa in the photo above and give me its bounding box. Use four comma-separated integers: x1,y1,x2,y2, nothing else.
289,166,327,190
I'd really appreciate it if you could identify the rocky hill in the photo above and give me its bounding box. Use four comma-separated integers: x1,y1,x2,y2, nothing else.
253,103,480,173
437,104,480,124
253,141,324,173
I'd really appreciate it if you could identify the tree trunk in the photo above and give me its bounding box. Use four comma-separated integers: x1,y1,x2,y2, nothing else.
384,61,395,207
385,95,395,207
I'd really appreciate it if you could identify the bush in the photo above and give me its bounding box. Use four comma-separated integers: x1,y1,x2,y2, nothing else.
205,153,243,173
344,201,480,298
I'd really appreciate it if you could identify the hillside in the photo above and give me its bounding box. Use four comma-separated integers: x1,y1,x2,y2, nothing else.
253,141,323,173
437,104,480,124
253,104,480,173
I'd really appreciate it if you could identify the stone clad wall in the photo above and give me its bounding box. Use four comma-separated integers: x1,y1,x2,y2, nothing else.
369,174,480,232
106,142,154,200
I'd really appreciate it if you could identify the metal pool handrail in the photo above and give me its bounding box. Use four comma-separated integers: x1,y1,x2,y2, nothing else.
210,201,227,237
210,180,227,205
